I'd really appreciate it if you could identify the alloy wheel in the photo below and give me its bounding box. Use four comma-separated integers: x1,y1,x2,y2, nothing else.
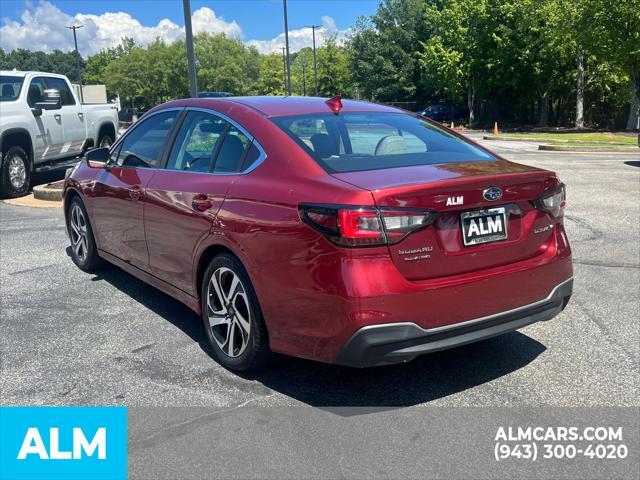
206,267,251,358
8,154,26,190
99,136,112,148
69,204,89,263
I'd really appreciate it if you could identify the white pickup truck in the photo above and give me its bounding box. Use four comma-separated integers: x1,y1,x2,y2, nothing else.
0,71,119,197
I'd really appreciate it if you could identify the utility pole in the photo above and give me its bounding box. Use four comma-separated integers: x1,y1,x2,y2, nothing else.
280,47,287,94
302,61,306,96
282,0,292,96
305,25,321,96
183,0,198,97
65,25,84,103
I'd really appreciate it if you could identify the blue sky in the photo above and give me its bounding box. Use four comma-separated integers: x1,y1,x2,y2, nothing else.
0,1,379,55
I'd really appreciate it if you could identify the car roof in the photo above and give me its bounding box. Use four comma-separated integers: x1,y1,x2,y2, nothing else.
159,96,403,118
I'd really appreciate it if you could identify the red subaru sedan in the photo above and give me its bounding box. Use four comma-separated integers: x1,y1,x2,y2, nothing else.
63,96,572,370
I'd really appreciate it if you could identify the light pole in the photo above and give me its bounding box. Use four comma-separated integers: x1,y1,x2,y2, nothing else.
66,25,84,103
183,0,198,97
305,25,321,96
282,0,292,96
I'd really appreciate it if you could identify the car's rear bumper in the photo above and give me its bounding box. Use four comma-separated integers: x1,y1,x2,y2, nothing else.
257,223,572,364
334,277,573,367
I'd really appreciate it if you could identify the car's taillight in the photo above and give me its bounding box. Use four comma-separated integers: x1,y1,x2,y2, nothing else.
299,204,437,247
534,183,566,218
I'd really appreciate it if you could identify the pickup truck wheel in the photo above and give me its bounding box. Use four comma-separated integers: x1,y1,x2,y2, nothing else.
1,146,31,198
98,134,113,148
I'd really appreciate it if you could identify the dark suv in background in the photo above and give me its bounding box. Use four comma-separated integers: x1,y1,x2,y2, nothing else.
417,103,469,123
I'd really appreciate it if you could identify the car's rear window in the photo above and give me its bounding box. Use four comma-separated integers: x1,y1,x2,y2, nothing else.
271,112,495,173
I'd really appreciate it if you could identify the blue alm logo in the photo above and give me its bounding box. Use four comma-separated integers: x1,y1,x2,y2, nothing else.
0,407,127,480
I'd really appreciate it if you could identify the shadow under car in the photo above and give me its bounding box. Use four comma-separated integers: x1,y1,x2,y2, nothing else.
78,254,547,408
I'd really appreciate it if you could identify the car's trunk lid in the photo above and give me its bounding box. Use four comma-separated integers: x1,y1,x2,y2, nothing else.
332,160,559,280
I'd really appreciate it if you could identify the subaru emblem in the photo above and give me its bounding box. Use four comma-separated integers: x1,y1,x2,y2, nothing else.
483,187,503,201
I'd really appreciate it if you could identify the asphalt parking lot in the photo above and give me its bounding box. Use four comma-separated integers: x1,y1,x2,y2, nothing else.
1,140,638,408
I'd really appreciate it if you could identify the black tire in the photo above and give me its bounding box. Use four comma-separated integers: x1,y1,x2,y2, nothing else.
200,253,270,371
66,196,104,272
0,146,31,198
98,132,113,149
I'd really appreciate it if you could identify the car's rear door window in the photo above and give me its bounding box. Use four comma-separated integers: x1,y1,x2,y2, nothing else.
240,142,262,171
213,126,250,174
116,111,178,168
166,111,227,172
273,112,494,173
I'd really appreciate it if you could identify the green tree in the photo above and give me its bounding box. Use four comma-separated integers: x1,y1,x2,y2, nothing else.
164,40,189,99
0,48,83,80
291,47,313,96
256,52,286,95
316,35,352,97
417,0,495,125
85,38,136,85
582,0,640,130
103,46,149,109
195,33,259,95
348,0,424,102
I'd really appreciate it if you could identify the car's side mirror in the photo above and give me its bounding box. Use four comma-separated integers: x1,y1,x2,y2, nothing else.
85,147,112,169
34,89,62,110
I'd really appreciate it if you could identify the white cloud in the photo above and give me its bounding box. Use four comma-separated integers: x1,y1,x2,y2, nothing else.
0,1,349,58
0,1,242,55
191,7,241,37
246,15,351,54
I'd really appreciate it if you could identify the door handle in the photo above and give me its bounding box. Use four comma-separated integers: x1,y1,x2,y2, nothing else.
128,185,144,201
192,194,213,212
78,112,84,120
54,114,61,121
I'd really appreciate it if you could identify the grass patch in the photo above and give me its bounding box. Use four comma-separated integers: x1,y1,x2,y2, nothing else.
499,132,636,146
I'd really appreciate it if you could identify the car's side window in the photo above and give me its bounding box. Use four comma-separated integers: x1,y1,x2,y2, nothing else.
27,77,47,107
214,126,250,174
110,143,122,164
44,77,75,106
166,111,227,172
116,111,178,168
240,141,261,171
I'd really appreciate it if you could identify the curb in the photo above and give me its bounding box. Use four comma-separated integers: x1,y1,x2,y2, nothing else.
33,182,64,201
3,194,61,208
483,135,633,145
538,145,638,152
483,135,540,142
